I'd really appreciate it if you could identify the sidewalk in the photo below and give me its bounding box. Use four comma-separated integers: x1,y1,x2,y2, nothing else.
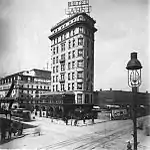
33,116,108,127
0,132,27,145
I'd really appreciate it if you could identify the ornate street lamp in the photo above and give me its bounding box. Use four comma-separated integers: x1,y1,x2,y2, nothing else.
126,52,142,150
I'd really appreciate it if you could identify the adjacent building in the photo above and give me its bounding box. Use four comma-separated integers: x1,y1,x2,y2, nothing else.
0,69,51,99
93,89,150,107
49,12,97,104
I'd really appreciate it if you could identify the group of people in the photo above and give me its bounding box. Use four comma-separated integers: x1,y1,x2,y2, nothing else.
62,116,95,126
1,121,23,142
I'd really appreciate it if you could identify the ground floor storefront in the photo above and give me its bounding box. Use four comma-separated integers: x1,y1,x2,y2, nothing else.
19,102,94,119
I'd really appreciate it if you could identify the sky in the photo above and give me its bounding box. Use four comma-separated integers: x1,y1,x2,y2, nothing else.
0,0,149,92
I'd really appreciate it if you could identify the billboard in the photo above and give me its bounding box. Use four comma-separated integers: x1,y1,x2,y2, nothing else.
66,0,91,16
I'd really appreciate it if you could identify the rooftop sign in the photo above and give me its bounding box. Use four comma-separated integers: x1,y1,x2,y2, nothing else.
65,0,91,16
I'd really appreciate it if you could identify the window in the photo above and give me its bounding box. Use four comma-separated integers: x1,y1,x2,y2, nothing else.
53,47,55,55
72,72,75,80
61,53,65,60
53,57,55,64
53,85,55,91
68,83,70,90
68,73,70,80
53,76,55,83
77,60,83,68
77,71,83,79
61,35,63,41
79,16,82,21
53,66,55,73
68,40,71,49
79,27,83,33
56,75,58,82
69,31,71,37
85,94,89,103
56,46,59,53
77,94,82,104
61,64,65,71
78,38,83,45
68,52,71,59
61,73,65,80
77,82,83,89
72,38,75,47
56,56,58,63
73,29,75,35
61,43,65,51
64,33,66,39
72,83,74,90
68,62,71,70
78,49,83,57
72,61,75,69
60,83,65,91
56,38,58,44
72,50,75,58
56,84,58,91
54,66,58,73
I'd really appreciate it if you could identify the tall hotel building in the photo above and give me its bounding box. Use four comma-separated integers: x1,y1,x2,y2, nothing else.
49,12,97,104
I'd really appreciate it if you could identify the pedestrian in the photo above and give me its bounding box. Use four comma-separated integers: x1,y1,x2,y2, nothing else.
92,117,94,124
127,141,132,150
8,122,13,139
43,112,45,117
74,119,78,126
65,117,68,125
20,123,23,135
83,116,86,124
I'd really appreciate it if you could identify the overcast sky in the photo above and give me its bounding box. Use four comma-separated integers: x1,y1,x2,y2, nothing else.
0,0,149,92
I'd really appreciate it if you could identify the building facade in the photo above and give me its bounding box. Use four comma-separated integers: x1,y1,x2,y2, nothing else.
0,69,51,99
93,89,150,107
49,12,97,104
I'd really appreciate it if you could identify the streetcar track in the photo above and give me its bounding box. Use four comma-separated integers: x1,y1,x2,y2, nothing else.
39,120,132,150
73,126,133,150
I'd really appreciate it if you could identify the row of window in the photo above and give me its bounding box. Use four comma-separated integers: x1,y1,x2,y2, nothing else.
52,24,93,46
52,71,83,83
52,38,84,55
52,82,83,92
0,76,50,85
53,60,84,73
20,90,45,94
52,15,84,34
53,49,84,65
20,85,50,90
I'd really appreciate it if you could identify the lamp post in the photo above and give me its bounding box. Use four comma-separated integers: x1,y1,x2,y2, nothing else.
126,52,142,150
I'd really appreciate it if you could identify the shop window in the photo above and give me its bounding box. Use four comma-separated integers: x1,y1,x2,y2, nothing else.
77,94,82,104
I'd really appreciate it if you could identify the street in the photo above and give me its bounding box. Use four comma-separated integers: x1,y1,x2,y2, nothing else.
1,115,150,149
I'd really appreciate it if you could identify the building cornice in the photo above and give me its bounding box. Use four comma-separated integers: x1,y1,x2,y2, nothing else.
51,12,96,32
